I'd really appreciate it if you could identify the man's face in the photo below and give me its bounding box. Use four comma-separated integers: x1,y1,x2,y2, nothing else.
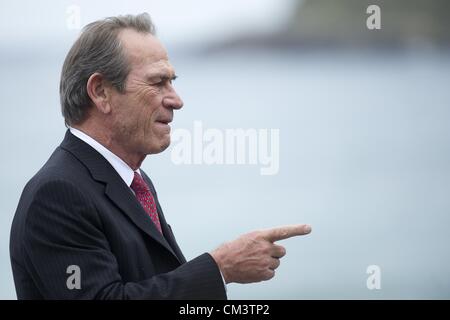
108,29,183,156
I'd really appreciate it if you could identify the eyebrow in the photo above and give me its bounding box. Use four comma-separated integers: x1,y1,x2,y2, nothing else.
146,73,177,83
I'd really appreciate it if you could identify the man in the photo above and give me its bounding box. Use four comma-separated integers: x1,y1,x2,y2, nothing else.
10,13,311,299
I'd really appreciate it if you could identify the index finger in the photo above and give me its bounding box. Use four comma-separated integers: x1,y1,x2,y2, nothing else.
261,224,312,242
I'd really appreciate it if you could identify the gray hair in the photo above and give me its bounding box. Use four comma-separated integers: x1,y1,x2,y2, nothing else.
60,13,156,126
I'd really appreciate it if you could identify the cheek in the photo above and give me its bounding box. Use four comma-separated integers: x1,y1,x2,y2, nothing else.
135,89,162,121
110,96,131,127
134,86,160,105
115,85,163,137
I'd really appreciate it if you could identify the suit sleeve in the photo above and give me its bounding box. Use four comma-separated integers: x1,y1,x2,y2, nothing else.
23,179,227,299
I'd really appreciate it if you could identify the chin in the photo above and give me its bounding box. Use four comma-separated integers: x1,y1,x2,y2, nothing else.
150,137,170,154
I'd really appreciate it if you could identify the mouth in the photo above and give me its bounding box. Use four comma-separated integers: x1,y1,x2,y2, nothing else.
155,116,173,125
155,117,173,132
156,119,171,125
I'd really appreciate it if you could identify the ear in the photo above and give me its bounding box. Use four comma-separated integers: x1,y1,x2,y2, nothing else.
86,72,112,115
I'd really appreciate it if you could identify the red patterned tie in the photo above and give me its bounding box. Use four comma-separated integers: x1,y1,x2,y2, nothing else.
130,172,162,234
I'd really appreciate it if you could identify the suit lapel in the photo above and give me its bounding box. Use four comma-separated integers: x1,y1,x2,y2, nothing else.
156,202,187,264
59,130,181,264
103,179,181,264
141,171,187,263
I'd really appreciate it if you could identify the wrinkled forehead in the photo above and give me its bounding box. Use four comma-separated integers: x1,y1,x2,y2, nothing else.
118,28,174,77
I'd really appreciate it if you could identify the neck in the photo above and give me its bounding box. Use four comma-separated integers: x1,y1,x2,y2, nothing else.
72,122,145,171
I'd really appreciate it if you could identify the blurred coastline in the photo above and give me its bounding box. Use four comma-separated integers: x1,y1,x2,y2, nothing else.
202,0,450,54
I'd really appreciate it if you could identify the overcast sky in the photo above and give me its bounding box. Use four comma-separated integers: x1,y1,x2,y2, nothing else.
0,0,298,47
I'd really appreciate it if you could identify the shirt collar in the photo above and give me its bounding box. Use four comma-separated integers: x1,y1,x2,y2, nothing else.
69,127,139,187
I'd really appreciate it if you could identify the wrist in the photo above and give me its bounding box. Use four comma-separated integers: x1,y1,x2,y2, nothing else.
210,248,231,284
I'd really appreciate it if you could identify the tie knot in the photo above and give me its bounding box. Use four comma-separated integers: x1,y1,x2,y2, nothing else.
130,172,150,194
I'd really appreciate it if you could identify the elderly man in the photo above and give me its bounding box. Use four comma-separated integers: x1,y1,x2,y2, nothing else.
10,13,311,299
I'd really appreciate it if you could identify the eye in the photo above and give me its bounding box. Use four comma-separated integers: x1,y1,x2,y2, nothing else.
151,75,177,87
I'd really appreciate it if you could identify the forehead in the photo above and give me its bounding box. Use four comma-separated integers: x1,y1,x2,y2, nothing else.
118,29,174,76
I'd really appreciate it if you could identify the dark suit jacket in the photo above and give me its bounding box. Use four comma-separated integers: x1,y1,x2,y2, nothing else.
10,130,227,300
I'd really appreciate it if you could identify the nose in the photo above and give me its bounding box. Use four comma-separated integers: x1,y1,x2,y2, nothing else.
162,87,183,110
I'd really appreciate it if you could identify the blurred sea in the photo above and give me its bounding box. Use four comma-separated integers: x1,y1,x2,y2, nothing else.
1,48,450,299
